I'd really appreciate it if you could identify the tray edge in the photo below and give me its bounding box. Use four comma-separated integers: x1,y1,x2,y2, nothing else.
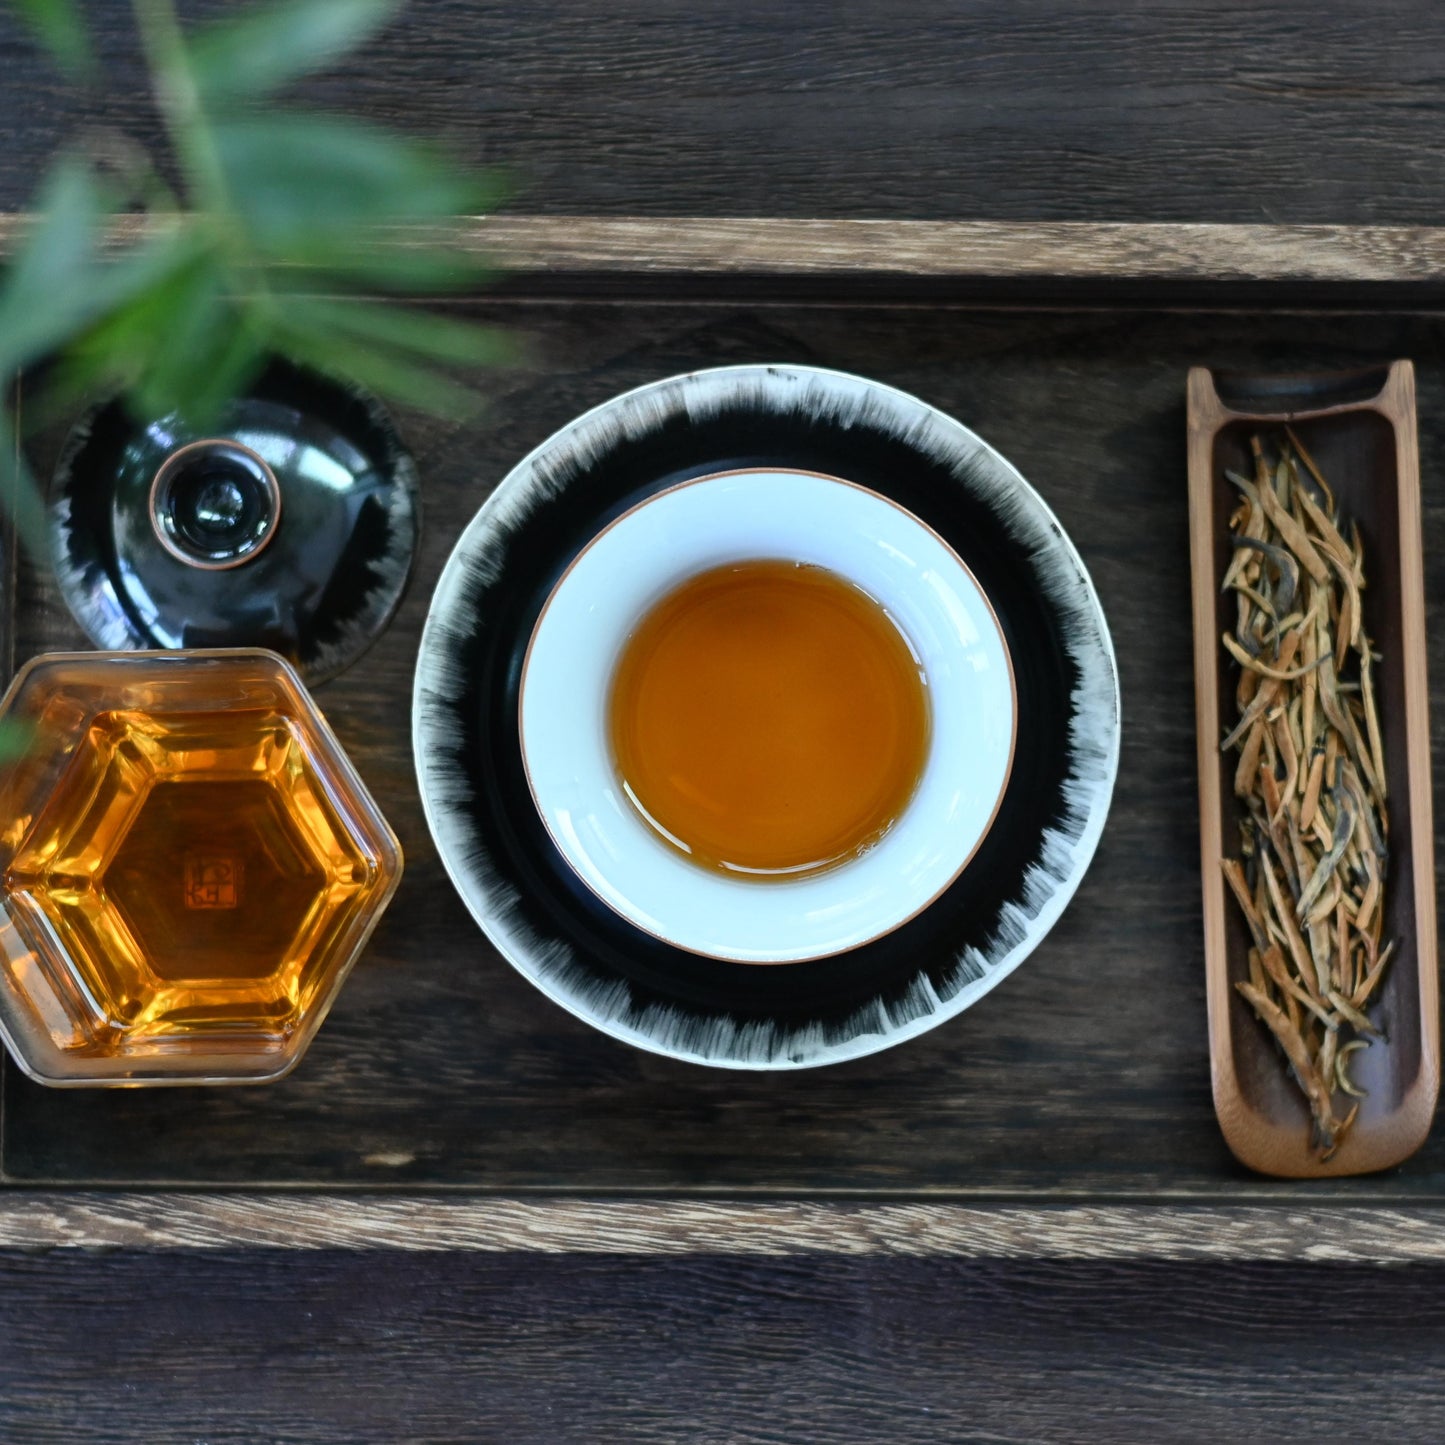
6,216,1445,288
5,1192,1445,1260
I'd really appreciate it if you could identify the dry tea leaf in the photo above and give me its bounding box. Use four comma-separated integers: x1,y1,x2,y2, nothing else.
1219,433,1395,1158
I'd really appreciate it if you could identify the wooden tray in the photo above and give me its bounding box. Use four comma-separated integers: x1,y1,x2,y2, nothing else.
1187,361,1438,1178
5,219,1445,1259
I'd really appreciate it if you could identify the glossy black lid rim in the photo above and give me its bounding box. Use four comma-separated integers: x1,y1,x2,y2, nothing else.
48,360,421,685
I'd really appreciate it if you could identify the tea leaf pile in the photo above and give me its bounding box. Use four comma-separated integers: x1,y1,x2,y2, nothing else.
1220,430,1393,1159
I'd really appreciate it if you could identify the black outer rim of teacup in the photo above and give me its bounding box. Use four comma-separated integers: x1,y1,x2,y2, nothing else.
515,465,1020,966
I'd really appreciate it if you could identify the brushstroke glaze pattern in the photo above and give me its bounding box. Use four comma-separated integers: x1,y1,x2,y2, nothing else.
414,365,1119,1068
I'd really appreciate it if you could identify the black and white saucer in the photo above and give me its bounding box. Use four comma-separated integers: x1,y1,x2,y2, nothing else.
413,364,1119,1069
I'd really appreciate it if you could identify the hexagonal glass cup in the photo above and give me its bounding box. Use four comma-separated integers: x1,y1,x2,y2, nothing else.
0,650,402,1085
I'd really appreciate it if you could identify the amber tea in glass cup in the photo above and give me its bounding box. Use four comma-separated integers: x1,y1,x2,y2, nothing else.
0,649,401,1085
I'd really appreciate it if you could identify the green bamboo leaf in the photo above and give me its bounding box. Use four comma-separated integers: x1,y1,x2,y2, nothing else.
0,170,203,383
8,0,94,78
21,227,245,430
124,262,270,428
14,354,131,434
149,318,269,433
274,295,513,368
0,158,105,371
11,244,227,443
189,0,401,104
215,114,503,242
266,313,479,416
0,718,38,764
32,249,205,418
0,408,51,559
260,234,498,295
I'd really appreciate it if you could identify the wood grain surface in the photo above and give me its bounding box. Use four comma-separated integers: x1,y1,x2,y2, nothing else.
6,2,1445,1436
12,215,1445,293
478,219,1445,286
5,1250,1445,1444
8,298,1445,1203
7,1,1445,1436
9,1194,1445,1262
4,0,1445,227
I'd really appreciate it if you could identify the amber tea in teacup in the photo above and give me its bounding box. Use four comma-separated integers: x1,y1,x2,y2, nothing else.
608,559,930,879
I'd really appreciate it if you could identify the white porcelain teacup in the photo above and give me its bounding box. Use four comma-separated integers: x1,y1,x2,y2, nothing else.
519,468,1015,963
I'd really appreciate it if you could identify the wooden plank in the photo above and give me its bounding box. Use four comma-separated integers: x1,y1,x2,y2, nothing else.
7,215,1445,285
5,1193,1445,1260
481,218,1445,284
5,0,1445,235
7,1250,1445,1445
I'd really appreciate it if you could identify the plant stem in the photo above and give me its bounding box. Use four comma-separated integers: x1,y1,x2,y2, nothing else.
131,0,275,336
131,0,231,216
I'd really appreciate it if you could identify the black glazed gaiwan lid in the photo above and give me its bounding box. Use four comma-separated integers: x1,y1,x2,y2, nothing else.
50,359,420,684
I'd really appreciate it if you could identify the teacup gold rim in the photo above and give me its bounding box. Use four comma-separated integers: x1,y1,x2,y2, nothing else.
517,465,1019,966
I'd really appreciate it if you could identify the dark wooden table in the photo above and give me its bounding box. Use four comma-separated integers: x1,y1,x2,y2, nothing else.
7,3,1445,1440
